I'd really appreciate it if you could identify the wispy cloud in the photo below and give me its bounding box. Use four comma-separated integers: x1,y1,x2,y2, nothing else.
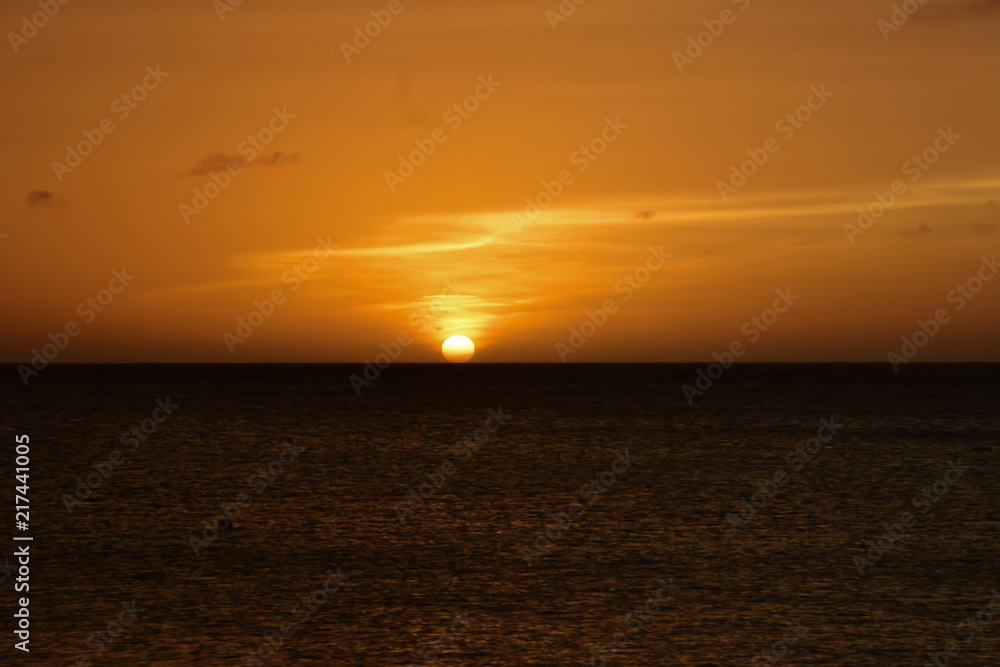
186,152,301,176
25,190,56,207
901,223,933,237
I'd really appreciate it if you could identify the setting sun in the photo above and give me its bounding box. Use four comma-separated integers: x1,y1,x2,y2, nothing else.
442,335,475,363
1,2,998,665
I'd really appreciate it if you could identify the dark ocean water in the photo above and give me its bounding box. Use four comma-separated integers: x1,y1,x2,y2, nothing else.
1,363,998,666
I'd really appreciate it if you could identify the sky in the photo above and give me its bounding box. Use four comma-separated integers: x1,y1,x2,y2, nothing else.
1,0,998,363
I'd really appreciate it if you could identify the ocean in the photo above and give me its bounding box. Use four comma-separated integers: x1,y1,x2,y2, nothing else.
2,363,998,665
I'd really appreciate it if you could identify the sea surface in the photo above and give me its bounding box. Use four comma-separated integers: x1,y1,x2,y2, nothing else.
1,363,998,666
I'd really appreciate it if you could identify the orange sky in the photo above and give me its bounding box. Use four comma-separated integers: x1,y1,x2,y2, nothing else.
1,0,998,363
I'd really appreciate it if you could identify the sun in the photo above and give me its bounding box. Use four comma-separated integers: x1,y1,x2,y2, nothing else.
441,335,475,363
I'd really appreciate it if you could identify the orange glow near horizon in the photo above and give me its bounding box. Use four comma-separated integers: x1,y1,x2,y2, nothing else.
1,1,998,363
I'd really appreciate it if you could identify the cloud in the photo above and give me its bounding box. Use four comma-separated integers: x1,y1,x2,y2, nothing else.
902,224,932,237
974,222,996,233
186,154,234,175
25,191,55,207
239,237,497,268
334,237,496,258
186,152,301,176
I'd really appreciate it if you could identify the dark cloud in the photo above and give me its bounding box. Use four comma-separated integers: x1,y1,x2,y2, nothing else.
634,210,656,219
26,190,54,206
186,152,301,176
974,222,996,233
901,224,932,237
187,154,236,176
256,152,301,168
